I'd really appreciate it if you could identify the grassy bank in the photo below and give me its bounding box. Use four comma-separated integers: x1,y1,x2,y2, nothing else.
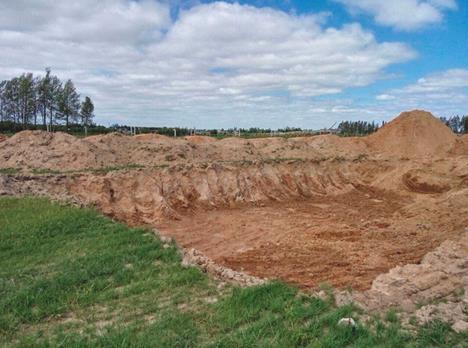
0,197,465,347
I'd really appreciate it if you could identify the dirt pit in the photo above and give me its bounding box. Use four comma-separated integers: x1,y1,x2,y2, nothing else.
0,110,467,297
156,186,465,290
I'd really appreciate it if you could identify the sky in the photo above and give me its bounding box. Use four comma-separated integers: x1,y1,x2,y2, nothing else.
0,0,466,129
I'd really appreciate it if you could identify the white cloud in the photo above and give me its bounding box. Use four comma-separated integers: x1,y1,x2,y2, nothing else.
0,1,416,128
371,69,468,119
376,94,396,100
405,69,468,92
384,69,468,96
0,0,171,42
335,0,457,30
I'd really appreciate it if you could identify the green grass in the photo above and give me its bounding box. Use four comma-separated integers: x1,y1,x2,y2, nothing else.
30,164,146,176
0,168,20,175
0,197,466,347
88,163,145,174
31,168,63,175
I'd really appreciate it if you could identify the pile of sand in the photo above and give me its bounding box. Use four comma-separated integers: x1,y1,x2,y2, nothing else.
450,134,468,156
0,110,464,173
133,133,171,142
367,110,456,158
184,135,217,144
0,131,106,170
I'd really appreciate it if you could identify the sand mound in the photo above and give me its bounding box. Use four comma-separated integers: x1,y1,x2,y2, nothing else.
85,132,125,143
133,133,171,142
0,110,463,174
450,134,468,156
184,135,217,144
219,137,248,146
303,134,368,158
0,131,105,170
367,110,456,158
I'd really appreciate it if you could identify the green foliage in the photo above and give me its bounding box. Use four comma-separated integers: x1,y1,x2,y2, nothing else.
416,320,468,347
0,197,466,347
57,80,80,127
0,69,94,130
0,121,111,136
440,115,468,134
26,164,147,176
385,309,398,323
80,96,95,127
0,168,20,175
337,120,381,136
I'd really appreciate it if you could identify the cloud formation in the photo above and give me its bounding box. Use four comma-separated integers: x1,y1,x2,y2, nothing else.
335,0,457,31
0,1,417,128
375,69,468,117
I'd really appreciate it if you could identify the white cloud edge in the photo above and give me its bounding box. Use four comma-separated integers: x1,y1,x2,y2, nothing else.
334,0,457,31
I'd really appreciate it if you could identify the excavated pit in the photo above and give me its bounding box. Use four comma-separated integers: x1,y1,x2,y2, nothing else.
0,110,467,295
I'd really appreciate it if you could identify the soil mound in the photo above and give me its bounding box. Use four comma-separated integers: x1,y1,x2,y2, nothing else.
367,110,456,158
0,134,6,143
85,132,125,143
0,131,104,170
0,110,462,174
184,135,217,144
343,232,468,330
450,134,468,156
133,133,171,142
304,134,368,158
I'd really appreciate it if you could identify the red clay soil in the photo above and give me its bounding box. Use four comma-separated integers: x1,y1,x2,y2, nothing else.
157,184,466,290
0,110,467,291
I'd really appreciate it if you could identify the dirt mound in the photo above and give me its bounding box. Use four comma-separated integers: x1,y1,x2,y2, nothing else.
450,134,468,156
303,134,368,158
85,132,125,143
349,232,467,311
184,135,217,144
367,110,456,158
0,134,6,143
2,111,459,174
0,131,107,170
133,133,171,142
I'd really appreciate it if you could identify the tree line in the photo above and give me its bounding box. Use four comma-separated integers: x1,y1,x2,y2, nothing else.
439,116,468,134
0,69,94,129
337,121,382,136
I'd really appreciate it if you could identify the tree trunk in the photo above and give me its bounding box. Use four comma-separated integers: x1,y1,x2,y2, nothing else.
49,108,53,131
42,105,47,128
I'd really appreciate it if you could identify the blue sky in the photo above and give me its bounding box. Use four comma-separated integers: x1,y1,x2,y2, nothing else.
0,0,467,128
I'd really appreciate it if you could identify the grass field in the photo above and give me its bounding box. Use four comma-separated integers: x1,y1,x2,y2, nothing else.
0,197,466,347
